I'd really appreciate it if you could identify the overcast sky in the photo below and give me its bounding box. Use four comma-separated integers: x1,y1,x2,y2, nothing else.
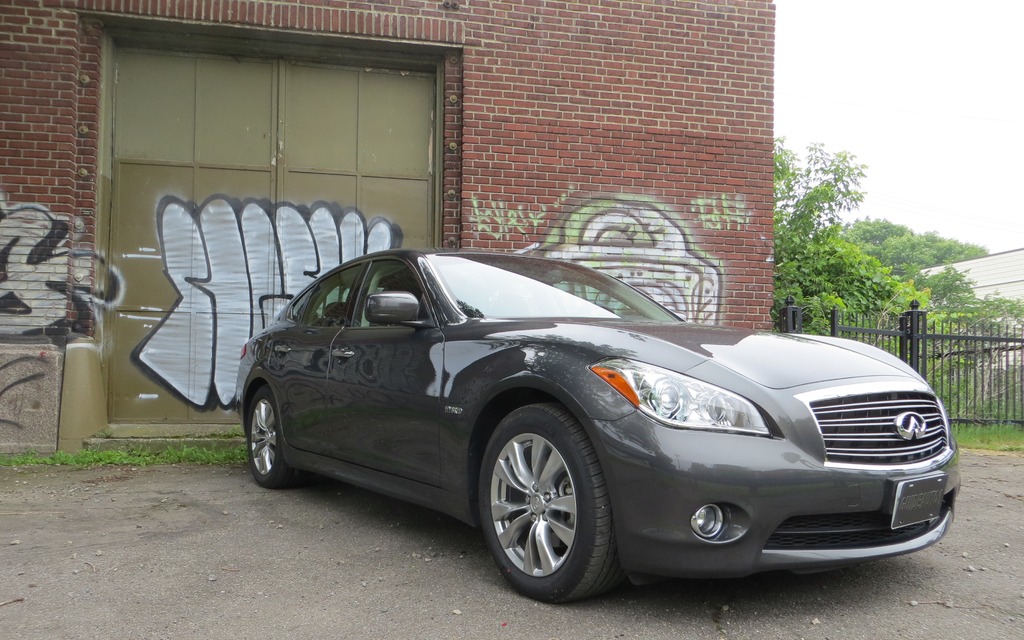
773,0,1024,255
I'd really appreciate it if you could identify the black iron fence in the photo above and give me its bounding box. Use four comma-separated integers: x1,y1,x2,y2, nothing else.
778,298,1024,425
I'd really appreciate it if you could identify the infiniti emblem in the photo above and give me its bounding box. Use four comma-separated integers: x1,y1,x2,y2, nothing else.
894,411,927,440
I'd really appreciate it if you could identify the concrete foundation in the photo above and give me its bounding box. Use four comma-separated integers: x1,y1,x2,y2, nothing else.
0,341,64,454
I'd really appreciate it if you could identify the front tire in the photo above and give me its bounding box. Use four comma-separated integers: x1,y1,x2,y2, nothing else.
479,403,624,602
245,386,302,489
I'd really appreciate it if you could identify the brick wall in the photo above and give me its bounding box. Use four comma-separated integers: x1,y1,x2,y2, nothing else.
0,2,81,332
1,0,774,331
459,1,774,328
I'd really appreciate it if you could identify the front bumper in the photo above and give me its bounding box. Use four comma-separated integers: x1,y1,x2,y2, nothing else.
590,411,960,581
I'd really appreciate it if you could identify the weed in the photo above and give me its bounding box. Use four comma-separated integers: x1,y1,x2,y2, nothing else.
0,445,247,467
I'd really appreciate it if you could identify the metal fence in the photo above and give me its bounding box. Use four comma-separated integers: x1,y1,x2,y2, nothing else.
778,298,1024,425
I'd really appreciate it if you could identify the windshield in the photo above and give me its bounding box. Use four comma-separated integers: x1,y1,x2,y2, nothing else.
427,254,678,321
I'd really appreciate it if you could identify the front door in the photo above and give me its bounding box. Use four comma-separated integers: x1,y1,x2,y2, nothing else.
322,259,444,486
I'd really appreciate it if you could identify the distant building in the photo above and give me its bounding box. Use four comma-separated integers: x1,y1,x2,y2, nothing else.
923,249,1024,300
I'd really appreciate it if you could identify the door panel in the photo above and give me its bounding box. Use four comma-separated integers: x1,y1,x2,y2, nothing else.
110,163,191,311
285,64,359,172
114,53,196,162
359,176,432,247
324,327,444,486
276,264,364,453
110,311,191,421
279,174,359,213
358,73,434,177
196,58,275,167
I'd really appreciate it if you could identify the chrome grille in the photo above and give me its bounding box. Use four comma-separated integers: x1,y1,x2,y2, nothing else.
809,391,949,466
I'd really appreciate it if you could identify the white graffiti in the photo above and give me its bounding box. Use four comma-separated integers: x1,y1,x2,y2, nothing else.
532,197,723,324
134,197,402,409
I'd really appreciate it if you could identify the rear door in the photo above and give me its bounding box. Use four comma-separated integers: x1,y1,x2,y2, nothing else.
268,263,364,453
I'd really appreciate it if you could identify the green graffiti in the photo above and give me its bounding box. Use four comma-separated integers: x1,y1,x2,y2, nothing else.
469,198,548,242
545,196,670,247
690,193,749,231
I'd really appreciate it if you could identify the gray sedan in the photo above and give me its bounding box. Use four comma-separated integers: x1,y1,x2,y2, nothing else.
236,250,959,602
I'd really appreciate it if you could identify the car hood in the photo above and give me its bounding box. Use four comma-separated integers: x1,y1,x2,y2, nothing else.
615,322,924,389
480,320,922,391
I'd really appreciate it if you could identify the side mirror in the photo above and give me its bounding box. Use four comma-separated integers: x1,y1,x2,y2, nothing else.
365,292,421,325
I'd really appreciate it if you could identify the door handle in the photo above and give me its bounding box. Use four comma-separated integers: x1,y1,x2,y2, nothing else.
273,344,292,355
332,347,356,359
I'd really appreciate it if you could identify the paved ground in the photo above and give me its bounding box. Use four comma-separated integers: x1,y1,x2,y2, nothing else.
1,451,1021,639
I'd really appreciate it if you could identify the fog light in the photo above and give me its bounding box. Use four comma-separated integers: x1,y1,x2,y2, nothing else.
691,504,725,539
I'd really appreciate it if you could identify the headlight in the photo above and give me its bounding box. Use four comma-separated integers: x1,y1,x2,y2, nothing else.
591,358,769,436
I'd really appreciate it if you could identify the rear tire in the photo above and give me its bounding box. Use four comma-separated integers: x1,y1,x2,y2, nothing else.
245,386,302,489
478,403,625,602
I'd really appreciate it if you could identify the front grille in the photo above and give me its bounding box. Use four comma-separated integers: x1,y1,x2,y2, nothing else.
765,508,943,550
809,391,949,466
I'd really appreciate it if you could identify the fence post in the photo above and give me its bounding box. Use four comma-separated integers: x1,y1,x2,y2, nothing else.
778,296,802,333
830,307,839,337
901,300,927,375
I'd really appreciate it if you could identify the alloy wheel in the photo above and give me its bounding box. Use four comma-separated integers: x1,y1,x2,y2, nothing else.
489,433,578,577
250,397,278,475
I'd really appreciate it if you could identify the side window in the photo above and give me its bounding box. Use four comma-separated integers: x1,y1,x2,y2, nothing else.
355,260,427,327
297,264,364,327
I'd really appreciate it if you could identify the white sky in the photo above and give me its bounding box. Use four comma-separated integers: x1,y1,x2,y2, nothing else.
773,0,1024,255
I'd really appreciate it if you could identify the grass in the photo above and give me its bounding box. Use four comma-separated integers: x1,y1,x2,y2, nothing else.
0,445,247,468
952,424,1024,453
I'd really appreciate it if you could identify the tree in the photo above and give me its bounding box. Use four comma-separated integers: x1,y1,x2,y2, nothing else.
773,140,926,334
842,218,987,278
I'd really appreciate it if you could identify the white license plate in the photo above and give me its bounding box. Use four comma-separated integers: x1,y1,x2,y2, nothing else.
891,474,947,529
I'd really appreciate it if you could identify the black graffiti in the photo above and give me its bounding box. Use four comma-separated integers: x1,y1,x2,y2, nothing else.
0,200,70,327
0,197,123,336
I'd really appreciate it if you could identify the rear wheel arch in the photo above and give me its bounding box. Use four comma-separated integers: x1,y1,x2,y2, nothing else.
240,378,270,434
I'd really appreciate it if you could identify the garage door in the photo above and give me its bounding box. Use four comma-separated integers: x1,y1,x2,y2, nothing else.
107,50,437,424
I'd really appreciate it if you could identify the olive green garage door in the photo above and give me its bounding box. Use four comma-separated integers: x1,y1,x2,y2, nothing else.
106,49,437,425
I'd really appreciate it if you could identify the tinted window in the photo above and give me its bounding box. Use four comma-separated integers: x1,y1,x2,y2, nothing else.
428,254,677,321
297,264,364,327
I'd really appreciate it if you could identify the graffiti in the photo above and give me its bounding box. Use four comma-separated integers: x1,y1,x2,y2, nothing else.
469,198,548,242
531,196,723,324
0,194,120,336
134,196,402,410
0,195,70,333
690,193,750,232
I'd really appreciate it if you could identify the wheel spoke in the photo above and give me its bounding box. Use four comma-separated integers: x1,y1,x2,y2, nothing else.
530,439,552,486
546,515,576,547
536,443,566,490
491,497,529,522
254,441,274,475
507,440,535,488
547,494,576,517
529,520,559,575
497,511,533,550
495,457,530,494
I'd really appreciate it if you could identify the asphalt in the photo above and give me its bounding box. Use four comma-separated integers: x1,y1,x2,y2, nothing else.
1,451,1021,639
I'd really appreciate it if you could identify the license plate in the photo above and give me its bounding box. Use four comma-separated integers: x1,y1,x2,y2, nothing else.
891,474,947,529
